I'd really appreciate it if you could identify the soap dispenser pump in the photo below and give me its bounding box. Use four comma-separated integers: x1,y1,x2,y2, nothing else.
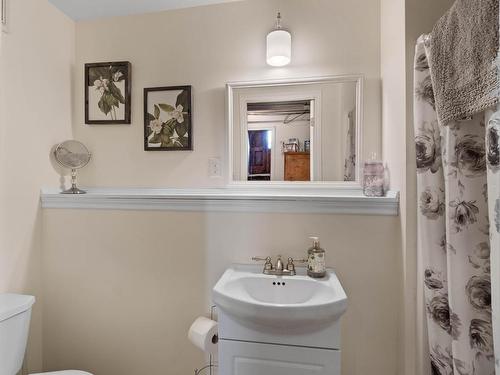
307,236,326,278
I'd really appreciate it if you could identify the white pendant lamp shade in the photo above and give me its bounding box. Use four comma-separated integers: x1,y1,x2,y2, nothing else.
266,12,291,67
267,30,291,67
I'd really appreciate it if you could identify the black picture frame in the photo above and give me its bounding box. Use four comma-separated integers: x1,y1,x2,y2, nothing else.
85,61,132,124
144,86,193,151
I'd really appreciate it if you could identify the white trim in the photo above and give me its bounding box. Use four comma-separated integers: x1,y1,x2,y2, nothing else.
226,74,364,190
310,98,322,180
239,98,249,180
41,187,400,216
355,76,364,183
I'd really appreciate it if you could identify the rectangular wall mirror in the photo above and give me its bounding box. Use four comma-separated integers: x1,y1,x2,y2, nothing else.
227,75,363,185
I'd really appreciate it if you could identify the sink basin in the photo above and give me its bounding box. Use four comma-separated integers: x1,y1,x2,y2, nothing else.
212,264,347,328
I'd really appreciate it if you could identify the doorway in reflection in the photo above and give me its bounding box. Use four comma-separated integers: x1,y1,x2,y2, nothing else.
248,129,272,181
247,100,312,181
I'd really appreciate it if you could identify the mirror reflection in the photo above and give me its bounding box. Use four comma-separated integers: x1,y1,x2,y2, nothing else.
247,100,312,181
230,77,362,183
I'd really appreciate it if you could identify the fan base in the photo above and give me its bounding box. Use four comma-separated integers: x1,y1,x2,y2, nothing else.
61,187,87,195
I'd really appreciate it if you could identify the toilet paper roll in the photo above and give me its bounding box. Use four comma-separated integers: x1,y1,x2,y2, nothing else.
188,316,218,355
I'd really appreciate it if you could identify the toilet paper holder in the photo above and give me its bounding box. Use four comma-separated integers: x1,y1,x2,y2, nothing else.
194,364,216,375
193,305,218,375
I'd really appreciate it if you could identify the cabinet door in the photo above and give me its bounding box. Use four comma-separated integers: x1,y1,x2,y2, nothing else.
219,340,340,375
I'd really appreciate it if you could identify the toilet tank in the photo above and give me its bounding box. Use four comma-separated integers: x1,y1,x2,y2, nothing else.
0,294,35,375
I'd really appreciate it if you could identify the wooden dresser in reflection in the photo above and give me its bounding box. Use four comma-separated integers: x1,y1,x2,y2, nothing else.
284,152,310,181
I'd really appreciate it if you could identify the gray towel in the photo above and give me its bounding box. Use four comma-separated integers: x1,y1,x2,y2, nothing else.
427,0,499,125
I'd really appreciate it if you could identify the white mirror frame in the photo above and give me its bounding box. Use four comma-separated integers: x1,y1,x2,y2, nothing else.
226,75,364,193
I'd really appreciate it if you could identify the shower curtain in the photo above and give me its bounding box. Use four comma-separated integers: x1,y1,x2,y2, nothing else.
414,38,500,375
343,110,356,181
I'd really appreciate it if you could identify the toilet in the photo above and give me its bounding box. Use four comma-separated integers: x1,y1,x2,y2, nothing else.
0,294,93,375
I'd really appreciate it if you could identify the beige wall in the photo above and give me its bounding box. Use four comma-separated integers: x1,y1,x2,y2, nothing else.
39,2,404,375
0,0,75,373
0,1,410,375
42,209,402,375
72,0,382,188
1,1,472,374
381,0,406,192
380,1,407,375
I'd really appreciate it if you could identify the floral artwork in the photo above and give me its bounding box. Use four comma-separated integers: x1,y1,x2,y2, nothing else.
85,61,131,124
144,86,192,151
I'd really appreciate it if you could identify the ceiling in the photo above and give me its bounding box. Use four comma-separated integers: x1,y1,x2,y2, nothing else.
48,0,243,21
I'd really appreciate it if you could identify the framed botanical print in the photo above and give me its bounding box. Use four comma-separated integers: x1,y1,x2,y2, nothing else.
144,86,193,151
85,61,131,124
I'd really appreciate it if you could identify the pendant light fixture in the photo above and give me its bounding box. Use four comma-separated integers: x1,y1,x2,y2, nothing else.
266,12,291,67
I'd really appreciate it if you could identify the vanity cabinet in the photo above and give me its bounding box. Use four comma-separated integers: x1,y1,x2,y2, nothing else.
219,340,340,375
217,310,342,375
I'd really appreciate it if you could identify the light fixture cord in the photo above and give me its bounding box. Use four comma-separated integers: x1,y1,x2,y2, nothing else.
276,12,282,29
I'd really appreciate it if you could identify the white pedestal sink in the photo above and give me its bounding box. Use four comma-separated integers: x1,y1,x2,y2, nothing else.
212,264,348,375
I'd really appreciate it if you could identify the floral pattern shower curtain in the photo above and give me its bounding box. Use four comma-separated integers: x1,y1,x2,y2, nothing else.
489,113,500,375
414,37,500,374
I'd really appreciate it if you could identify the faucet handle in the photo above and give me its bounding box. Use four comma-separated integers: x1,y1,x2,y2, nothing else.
289,257,307,264
252,256,273,271
286,257,307,275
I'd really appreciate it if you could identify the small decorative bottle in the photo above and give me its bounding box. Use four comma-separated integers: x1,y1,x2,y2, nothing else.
307,237,326,278
363,153,385,197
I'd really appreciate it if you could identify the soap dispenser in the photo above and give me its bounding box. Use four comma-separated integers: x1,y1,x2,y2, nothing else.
307,236,326,278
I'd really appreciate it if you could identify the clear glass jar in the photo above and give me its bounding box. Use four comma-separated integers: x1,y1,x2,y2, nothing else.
363,159,385,197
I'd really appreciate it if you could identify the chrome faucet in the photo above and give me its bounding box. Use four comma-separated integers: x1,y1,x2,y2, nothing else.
252,255,307,276
275,255,285,273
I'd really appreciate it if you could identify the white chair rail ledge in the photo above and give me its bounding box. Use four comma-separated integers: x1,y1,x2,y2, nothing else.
40,187,400,215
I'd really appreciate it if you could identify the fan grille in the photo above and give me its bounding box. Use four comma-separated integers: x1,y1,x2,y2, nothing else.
54,140,91,169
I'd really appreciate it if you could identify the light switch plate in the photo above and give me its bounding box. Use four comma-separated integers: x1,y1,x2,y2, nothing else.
208,158,222,178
